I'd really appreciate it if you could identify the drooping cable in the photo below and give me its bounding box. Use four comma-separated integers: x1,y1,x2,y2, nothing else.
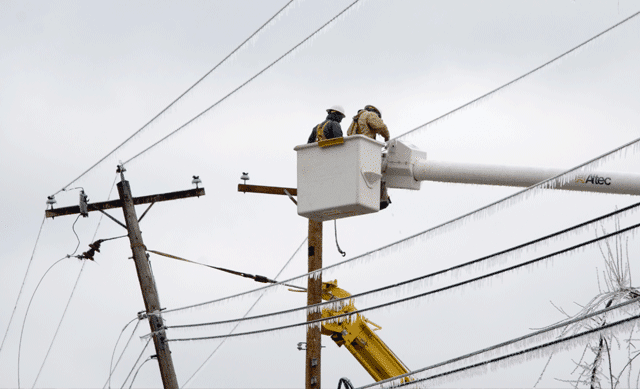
30,175,119,388
31,261,87,388
0,217,45,358
179,237,307,388
394,9,640,141
335,219,346,257
123,0,363,165
162,134,640,316
92,174,119,243
118,337,152,389
358,299,640,389
147,249,306,290
103,319,140,389
17,256,69,389
167,202,640,329
166,221,640,340
52,1,298,196
127,356,153,389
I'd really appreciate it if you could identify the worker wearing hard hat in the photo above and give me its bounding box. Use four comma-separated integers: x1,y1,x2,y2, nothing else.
348,105,392,209
346,105,390,142
307,105,346,143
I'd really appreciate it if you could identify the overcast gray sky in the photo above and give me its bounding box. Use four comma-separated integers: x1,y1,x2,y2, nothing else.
2,1,640,388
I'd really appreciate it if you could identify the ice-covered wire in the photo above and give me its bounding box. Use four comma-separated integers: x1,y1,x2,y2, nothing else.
359,297,640,389
171,202,640,328
31,261,87,388
147,249,305,290
119,338,151,389
92,174,119,242
166,222,640,340
52,1,298,196
31,177,119,388
17,256,69,389
0,217,45,359
164,196,640,320
394,9,640,141
365,313,640,389
128,356,153,389
104,319,141,389
180,237,307,388
123,0,363,165
70,214,82,256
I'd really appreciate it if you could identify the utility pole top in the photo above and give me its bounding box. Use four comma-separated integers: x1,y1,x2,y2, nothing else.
45,168,206,389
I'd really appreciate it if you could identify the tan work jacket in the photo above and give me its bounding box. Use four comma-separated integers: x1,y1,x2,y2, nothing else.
347,110,390,141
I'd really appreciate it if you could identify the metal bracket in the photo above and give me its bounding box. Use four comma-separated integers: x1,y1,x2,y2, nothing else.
283,189,297,205
90,205,127,229
138,201,156,223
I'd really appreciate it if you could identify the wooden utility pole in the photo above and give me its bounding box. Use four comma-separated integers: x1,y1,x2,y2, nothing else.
306,219,322,389
238,183,323,389
117,173,179,389
46,168,205,389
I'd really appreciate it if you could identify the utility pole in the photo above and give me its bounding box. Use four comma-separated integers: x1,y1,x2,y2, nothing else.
116,169,178,389
238,183,323,389
46,167,205,389
306,219,322,389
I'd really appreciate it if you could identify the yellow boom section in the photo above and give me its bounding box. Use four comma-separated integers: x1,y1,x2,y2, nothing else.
320,280,412,383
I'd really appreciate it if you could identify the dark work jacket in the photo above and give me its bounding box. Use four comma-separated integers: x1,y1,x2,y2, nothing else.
307,112,344,144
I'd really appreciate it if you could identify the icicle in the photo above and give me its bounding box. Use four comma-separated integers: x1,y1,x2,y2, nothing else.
164,224,640,334
360,300,640,389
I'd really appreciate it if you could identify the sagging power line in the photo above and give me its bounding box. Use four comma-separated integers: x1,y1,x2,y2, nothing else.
147,249,306,291
165,221,640,340
162,134,640,316
51,0,298,196
180,237,307,388
165,202,640,330
359,299,640,389
394,9,640,141
122,0,363,165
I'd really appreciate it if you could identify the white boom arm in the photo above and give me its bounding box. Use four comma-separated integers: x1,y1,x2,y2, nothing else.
384,140,640,196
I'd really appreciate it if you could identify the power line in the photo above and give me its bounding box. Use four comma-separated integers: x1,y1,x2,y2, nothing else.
394,9,640,141
166,201,640,330
17,256,69,389
359,299,640,389
180,237,307,388
128,356,154,389
118,338,152,389
31,261,87,388
162,134,640,316
0,217,45,358
32,175,119,388
123,0,363,165
166,221,640,341
52,0,297,196
148,249,306,290
104,319,141,389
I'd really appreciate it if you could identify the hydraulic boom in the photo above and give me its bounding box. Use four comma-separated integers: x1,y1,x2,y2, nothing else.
319,280,412,383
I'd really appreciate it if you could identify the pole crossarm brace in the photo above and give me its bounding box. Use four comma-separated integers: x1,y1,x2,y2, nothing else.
238,184,296,196
45,188,205,218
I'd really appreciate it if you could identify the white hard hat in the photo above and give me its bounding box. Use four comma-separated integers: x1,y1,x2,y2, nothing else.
326,105,345,116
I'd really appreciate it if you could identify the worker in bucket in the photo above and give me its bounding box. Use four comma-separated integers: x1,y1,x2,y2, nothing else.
307,105,346,143
346,104,390,142
348,104,392,209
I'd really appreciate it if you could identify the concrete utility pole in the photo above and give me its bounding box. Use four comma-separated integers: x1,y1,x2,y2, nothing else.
46,167,205,389
117,172,179,389
238,183,323,389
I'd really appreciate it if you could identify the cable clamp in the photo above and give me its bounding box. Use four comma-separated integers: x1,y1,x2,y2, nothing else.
130,242,147,250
